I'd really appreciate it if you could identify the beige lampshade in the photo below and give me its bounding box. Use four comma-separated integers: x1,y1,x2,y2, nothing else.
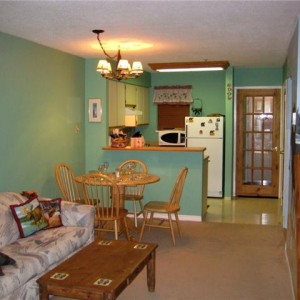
96,60,110,74
131,61,143,74
117,59,130,70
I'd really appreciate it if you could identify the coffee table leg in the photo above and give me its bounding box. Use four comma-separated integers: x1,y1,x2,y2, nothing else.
39,285,49,300
147,250,156,292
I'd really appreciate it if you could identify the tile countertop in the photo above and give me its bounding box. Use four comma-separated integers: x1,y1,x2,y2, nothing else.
102,146,206,152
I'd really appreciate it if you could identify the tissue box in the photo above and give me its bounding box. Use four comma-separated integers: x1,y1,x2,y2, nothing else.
130,137,145,148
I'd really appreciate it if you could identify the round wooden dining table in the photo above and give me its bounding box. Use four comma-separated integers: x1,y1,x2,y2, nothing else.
75,172,160,190
75,172,160,237
76,172,160,203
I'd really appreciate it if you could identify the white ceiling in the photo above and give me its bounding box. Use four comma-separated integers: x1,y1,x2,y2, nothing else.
1,0,300,72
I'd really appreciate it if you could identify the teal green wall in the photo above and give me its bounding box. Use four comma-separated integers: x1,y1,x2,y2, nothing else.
0,31,286,207
234,67,283,86
141,70,233,197
85,59,108,172
143,71,226,143
84,59,151,172
0,32,85,197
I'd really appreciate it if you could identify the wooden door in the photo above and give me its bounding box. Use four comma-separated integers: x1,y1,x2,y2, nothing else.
236,89,281,197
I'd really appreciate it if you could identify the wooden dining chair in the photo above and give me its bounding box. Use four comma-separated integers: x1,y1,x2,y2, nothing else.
82,173,130,240
118,159,148,227
55,163,82,203
139,167,188,245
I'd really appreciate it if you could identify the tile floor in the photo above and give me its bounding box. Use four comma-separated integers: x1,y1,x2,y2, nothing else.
204,197,282,225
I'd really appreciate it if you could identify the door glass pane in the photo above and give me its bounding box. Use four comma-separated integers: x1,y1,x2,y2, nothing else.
244,151,252,167
243,169,251,184
254,133,262,150
263,116,273,131
253,151,262,167
254,115,262,131
264,170,272,186
263,133,272,150
245,97,253,113
253,170,262,185
264,96,273,113
254,97,263,113
244,133,252,149
263,152,272,168
245,115,252,131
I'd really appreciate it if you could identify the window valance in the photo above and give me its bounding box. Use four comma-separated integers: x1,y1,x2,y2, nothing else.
153,85,193,105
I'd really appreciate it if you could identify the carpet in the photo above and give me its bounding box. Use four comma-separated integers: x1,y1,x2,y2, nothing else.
54,221,294,300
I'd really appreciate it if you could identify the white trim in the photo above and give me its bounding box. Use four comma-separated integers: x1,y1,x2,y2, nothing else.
138,214,202,222
285,245,296,299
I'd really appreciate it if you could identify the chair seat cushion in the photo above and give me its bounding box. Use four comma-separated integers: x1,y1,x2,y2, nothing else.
124,194,143,201
144,201,179,213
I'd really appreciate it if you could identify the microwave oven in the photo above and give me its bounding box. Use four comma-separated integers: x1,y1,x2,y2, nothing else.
156,130,186,146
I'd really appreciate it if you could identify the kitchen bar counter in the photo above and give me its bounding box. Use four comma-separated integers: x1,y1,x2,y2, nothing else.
102,146,206,152
101,145,208,220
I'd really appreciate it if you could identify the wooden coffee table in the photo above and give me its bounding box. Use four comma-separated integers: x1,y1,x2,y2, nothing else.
37,240,158,299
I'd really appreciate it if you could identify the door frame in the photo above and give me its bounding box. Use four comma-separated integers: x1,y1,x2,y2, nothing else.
233,86,283,197
282,78,293,228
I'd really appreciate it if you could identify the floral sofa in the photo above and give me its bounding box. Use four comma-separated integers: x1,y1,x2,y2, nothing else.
0,192,95,300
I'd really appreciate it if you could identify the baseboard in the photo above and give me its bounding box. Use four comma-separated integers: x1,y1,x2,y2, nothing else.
178,214,202,222
285,244,296,300
138,214,202,222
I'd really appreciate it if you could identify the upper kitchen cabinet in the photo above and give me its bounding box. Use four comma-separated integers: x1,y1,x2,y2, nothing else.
136,86,149,125
126,84,149,125
109,82,149,127
108,80,125,127
125,84,137,107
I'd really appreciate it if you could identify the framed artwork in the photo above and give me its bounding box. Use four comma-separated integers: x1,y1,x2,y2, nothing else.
89,98,102,122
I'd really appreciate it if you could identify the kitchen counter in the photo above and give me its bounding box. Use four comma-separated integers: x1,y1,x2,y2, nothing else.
102,146,206,152
101,145,208,220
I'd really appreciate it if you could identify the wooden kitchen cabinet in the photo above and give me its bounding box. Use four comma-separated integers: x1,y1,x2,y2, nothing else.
108,81,125,127
136,86,149,125
108,81,149,127
125,84,137,107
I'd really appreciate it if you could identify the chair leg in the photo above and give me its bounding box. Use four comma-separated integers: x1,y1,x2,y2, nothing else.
149,211,154,232
133,201,138,227
174,212,182,237
139,210,148,241
168,213,176,246
123,217,130,241
114,220,118,240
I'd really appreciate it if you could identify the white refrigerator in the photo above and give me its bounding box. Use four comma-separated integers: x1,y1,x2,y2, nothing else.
185,116,224,198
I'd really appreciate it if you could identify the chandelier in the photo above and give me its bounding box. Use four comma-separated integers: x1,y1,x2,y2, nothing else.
93,29,143,81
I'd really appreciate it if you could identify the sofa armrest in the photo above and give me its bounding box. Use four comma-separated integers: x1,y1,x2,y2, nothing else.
61,201,95,230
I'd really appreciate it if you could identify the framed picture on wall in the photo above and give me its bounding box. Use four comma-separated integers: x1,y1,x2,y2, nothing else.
88,98,102,122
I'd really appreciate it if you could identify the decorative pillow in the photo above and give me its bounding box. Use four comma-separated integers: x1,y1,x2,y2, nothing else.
21,190,38,201
39,198,63,229
0,252,17,276
10,197,48,238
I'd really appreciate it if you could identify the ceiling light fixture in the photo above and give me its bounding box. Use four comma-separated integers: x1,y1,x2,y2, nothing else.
149,61,230,72
93,29,143,81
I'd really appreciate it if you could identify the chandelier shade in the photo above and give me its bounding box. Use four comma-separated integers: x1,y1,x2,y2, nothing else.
93,29,143,81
